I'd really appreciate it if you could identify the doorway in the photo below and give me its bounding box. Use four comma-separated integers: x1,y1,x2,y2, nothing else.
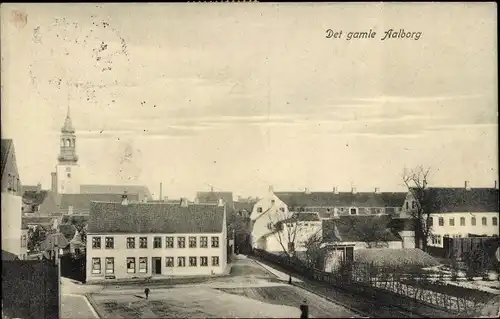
152,257,162,275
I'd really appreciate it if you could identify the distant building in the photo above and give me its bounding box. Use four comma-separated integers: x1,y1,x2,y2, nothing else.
79,185,152,202
250,186,290,251
86,195,228,281
22,187,61,216
59,193,139,215
422,182,499,247
1,139,25,259
196,191,235,215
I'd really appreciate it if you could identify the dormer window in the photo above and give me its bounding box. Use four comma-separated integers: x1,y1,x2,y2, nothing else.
350,207,358,215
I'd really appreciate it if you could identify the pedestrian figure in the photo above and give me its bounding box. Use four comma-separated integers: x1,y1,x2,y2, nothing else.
144,287,150,300
300,299,309,319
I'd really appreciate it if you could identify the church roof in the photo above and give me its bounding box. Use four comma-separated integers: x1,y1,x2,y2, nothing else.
61,106,75,133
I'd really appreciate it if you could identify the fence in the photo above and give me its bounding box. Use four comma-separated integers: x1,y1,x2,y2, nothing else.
61,253,86,283
253,248,494,315
1,259,59,319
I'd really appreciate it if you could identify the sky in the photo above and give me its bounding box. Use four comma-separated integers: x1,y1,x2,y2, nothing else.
1,3,498,199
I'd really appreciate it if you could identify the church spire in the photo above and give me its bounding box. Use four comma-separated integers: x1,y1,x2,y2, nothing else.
61,104,75,133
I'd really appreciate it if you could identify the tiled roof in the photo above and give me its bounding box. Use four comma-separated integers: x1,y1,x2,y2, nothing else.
80,184,153,200
196,191,235,210
234,201,254,213
59,224,77,241
322,215,401,243
88,201,225,234
61,214,89,226
421,187,499,213
282,212,321,223
40,233,69,251
1,139,12,178
275,191,407,208
388,217,417,232
59,193,139,212
22,190,49,206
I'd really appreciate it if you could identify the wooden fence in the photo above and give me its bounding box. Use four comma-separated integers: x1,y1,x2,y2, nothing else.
253,248,494,315
1,259,59,319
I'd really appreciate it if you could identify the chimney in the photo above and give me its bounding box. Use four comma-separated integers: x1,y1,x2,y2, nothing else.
305,188,311,194
121,192,129,206
51,172,57,193
374,187,380,194
180,197,188,208
465,181,470,190
351,187,357,194
159,183,163,201
333,186,339,194
36,183,42,193
268,185,274,193
218,198,224,207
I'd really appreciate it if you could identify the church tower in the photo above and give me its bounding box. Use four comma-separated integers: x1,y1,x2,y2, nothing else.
55,105,80,194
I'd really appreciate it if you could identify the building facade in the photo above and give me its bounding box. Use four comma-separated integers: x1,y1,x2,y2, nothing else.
1,139,24,258
86,196,228,281
425,183,499,247
250,186,290,251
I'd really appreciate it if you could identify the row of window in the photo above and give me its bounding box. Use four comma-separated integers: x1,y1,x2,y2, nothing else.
257,205,403,215
429,216,498,227
91,256,220,274
92,236,220,249
6,173,20,193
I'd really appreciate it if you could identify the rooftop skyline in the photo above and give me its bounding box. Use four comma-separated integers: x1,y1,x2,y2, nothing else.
1,3,498,199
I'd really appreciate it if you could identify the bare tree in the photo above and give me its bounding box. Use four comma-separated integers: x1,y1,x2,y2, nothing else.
302,230,324,268
402,165,432,251
267,209,307,284
339,215,394,248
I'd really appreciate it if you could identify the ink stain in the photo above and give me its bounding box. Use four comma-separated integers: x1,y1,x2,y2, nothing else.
11,10,28,29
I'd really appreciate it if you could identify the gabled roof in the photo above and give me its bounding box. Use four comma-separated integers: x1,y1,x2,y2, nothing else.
275,191,407,208
88,201,225,234
80,184,153,200
421,187,499,213
40,233,69,251
322,215,401,243
1,139,13,178
196,191,235,211
23,190,49,206
61,214,89,226
59,193,139,212
59,224,77,241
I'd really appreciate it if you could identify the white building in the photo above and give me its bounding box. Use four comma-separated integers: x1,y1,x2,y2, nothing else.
1,139,26,259
250,186,290,251
86,196,228,282
425,182,499,247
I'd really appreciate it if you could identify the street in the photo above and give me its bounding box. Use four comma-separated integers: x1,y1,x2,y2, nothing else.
86,255,359,318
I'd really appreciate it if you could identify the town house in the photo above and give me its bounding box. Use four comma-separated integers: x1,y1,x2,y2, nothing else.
423,181,499,247
86,195,228,282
